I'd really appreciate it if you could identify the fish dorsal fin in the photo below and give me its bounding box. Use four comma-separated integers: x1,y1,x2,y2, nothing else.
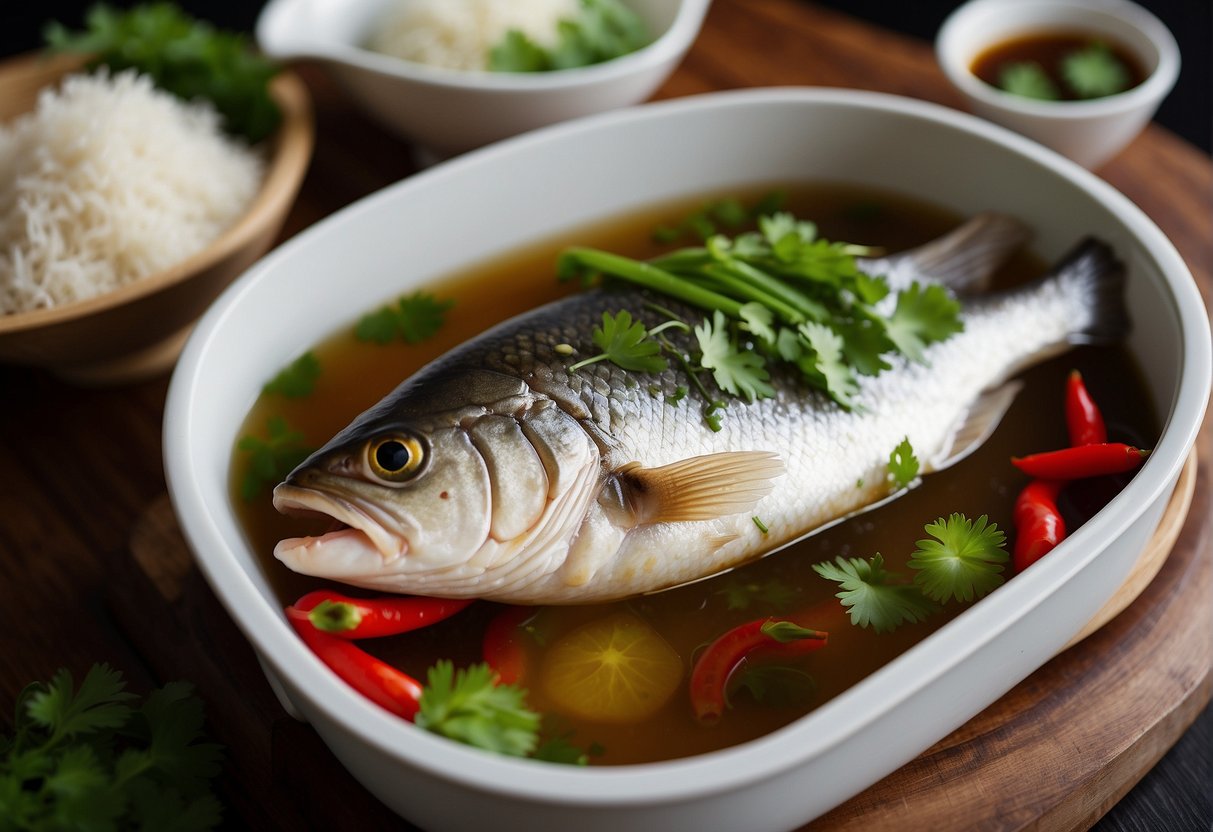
927,381,1023,472
611,451,784,525
866,213,1031,295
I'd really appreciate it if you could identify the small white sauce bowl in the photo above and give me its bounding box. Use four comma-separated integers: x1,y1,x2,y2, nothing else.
936,0,1180,169
256,0,711,156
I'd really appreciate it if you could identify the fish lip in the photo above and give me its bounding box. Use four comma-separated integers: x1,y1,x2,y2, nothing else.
272,483,407,562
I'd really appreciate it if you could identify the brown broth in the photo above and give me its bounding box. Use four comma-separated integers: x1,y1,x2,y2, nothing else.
972,31,1147,100
230,183,1157,765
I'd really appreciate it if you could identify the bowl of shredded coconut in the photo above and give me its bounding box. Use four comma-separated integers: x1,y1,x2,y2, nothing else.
0,50,313,383
256,0,710,155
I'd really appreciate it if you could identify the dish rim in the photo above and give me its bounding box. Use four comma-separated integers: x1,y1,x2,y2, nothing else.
163,85,1211,805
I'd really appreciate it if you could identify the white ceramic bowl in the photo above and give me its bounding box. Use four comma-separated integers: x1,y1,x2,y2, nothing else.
163,88,1210,831
936,0,1180,169
256,0,711,156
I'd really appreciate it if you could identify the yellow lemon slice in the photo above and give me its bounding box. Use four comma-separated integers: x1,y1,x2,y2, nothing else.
541,612,683,723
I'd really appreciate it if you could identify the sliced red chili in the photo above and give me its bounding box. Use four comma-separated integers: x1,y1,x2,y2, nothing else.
482,605,534,686
1012,443,1148,480
1066,370,1107,446
690,617,827,725
292,590,473,639
1012,479,1066,573
286,606,422,720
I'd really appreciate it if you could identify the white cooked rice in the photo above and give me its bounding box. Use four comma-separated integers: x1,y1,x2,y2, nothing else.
0,69,263,315
367,0,582,71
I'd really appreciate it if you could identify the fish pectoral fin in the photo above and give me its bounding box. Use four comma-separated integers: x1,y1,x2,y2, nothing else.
612,451,785,525
927,381,1023,472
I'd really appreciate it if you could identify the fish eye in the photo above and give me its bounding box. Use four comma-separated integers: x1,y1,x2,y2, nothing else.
367,434,425,483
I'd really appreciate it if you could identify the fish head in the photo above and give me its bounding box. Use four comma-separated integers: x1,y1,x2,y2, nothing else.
271,369,600,593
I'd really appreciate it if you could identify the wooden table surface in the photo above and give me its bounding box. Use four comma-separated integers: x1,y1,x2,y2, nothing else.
1,1,1210,829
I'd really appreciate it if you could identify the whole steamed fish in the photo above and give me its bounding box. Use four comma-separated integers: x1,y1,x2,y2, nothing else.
272,215,1127,603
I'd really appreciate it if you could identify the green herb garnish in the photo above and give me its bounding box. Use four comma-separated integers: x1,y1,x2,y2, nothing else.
752,516,770,535
488,0,649,73
812,554,939,634
569,310,668,373
532,733,598,766
45,3,281,142
237,416,314,501
415,661,540,758
887,437,919,489
355,291,454,345
262,351,320,398
998,61,1061,100
716,578,795,612
908,513,1009,603
0,664,223,830
1061,42,1131,99
813,513,1008,632
653,191,786,244
558,209,965,428
733,665,818,708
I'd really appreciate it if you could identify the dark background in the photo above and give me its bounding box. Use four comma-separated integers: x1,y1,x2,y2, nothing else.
0,1,1208,831
1,0,1209,153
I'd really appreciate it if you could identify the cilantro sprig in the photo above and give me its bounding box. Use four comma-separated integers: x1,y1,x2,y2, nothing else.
355,291,454,345
45,3,281,142
416,661,540,758
887,437,919,489
813,513,1009,632
488,0,649,73
262,351,320,398
0,664,223,831
557,209,965,428
237,416,314,501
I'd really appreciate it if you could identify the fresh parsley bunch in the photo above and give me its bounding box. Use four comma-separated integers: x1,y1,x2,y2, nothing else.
0,664,224,831
45,3,281,142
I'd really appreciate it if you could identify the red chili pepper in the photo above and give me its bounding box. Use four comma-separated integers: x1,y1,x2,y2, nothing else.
286,607,422,720
1066,370,1107,446
292,590,473,639
482,606,534,686
690,617,827,725
1012,479,1066,573
1011,443,1149,480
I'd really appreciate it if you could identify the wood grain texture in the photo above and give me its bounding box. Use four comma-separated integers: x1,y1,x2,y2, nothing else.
0,1,1209,829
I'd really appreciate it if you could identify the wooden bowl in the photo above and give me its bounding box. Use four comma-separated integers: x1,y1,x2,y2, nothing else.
0,52,314,384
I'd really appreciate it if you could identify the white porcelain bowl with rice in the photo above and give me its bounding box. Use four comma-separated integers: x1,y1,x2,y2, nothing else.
255,0,711,156
163,88,1210,829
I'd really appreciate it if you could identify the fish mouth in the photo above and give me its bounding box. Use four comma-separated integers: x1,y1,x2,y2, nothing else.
272,484,408,568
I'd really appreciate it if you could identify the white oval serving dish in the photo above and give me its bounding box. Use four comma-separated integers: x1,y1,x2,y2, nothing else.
163,88,1211,831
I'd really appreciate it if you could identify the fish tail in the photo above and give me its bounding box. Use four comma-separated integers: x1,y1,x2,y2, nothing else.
1053,238,1130,344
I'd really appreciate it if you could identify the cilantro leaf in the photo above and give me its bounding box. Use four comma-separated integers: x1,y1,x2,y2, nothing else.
356,292,454,345
733,665,818,708
416,661,541,758
1,664,224,831
798,323,859,408
999,62,1061,100
695,311,774,402
533,734,592,766
237,416,314,501
570,310,667,373
887,437,919,489
488,30,550,72
45,3,281,142
909,513,1009,603
812,555,938,633
1061,42,1131,99
715,579,796,612
262,351,320,398
884,282,963,362
739,301,778,346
